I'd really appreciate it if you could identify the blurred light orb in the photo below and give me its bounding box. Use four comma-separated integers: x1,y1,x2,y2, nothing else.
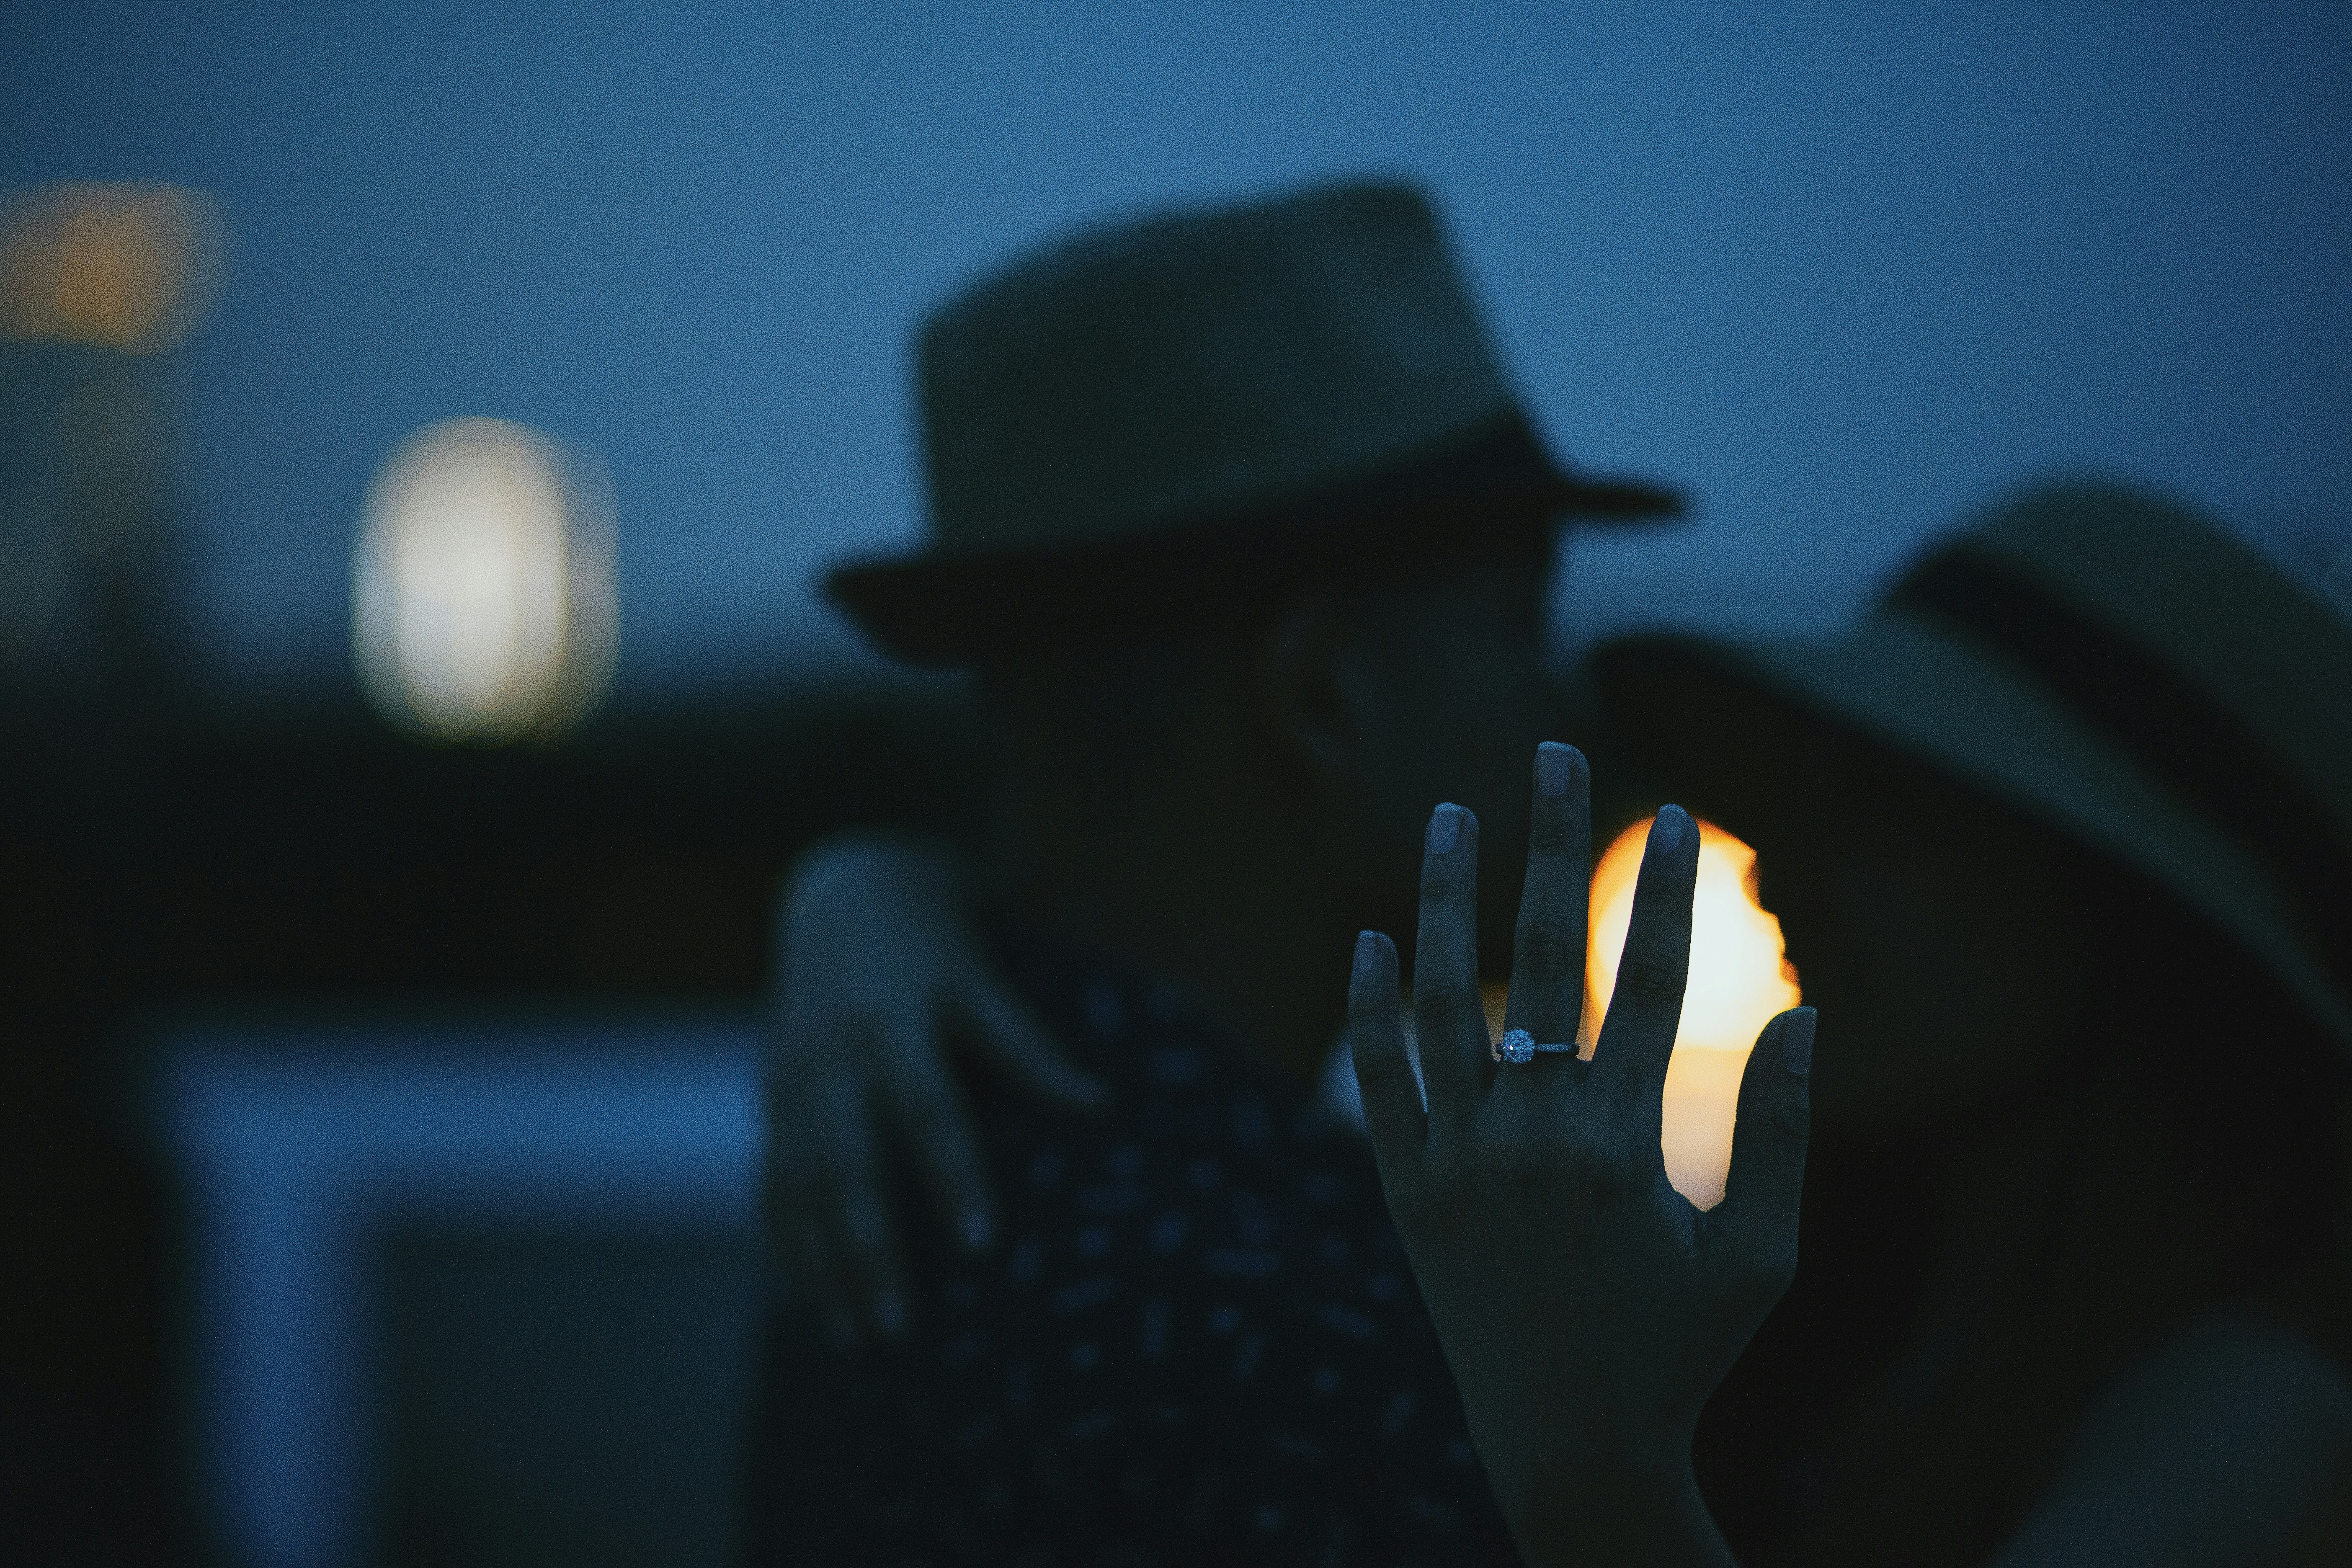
353,418,618,744
1583,816,1802,1208
0,181,228,353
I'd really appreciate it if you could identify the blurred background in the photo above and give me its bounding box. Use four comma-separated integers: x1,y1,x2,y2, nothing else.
3,4,2347,1565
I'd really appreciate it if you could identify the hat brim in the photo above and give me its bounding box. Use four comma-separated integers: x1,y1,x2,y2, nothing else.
828,413,1682,666
1593,616,2352,1055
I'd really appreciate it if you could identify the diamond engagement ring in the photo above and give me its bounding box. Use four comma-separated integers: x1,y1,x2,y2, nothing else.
1497,1029,1575,1063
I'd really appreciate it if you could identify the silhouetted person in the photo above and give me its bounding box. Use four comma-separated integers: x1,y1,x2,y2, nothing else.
743,180,1681,1563
1593,485,2352,1563
769,486,2352,1562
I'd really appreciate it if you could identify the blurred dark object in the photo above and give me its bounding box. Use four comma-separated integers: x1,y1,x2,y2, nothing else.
381,1221,761,1568
0,344,193,734
2,675,980,1563
2,181,227,727
156,1019,767,1568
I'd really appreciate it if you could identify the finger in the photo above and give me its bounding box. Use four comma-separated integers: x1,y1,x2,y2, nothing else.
1503,742,1591,1051
877,1014,999,1254
828,1176,914,1341
800,1071,915,1340
761,1097,872,1349
769,1196,865,1349
1717,1007,1813,1277
1591,805,1700,1127
1412,802,1492,1132
1349,929,1426,1160
956,971,1111,1111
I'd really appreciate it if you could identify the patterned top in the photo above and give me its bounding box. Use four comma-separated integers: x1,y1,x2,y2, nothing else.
742,936,1517,1567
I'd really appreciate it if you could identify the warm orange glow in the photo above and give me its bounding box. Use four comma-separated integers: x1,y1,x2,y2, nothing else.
0,182,228,353
1385,823,1798,1207
1586,817,1801,1209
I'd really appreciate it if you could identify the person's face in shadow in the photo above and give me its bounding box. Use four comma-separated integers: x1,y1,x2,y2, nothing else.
1751,753,2098,1138
977,542,1569,1077
1311,548,1565,976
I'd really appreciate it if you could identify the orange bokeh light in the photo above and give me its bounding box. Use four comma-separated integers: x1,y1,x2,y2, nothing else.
1586,817,1800,1208
0,181,227,354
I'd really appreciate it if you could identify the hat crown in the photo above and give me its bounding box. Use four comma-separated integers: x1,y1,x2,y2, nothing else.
918,180,1516,554
1897,484,2352,856
1883,485,2352,1020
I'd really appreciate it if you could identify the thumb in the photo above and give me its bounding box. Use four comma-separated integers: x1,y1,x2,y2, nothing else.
1719,1006,1813,1252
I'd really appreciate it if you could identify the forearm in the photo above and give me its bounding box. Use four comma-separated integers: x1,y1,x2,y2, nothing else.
1488,1435,1737,1568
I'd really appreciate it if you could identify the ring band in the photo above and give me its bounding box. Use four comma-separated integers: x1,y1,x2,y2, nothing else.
1497,1029,1576,1064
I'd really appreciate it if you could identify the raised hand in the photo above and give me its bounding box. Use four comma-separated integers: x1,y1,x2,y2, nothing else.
1348,743,1814,1567
762,833,1108,1346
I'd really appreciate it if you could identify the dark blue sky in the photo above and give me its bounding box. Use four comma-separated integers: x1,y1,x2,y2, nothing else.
7,2,2347,703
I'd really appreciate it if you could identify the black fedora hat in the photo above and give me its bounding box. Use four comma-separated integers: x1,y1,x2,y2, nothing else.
1596,482,2352,1056
826,178,1682,666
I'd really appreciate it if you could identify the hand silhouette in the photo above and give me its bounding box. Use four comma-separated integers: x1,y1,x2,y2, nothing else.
762,834,1107,1346
1349,743,1813,1566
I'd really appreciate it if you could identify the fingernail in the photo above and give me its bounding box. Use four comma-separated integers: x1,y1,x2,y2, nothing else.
1784,1007,1815,1077
877,1292,908,1336
1650,805,1688,855
1354,930,1379,971
1534,742,1574,798
1427,804,1463,855
960,1212,993,1252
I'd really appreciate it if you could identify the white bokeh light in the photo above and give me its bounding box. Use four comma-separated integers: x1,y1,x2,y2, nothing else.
353,418,618,743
